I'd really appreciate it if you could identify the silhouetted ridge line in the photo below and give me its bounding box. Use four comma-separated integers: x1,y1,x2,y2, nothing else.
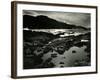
23,15,88,30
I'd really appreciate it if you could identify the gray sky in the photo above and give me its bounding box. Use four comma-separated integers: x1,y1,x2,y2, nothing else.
23,10,91,28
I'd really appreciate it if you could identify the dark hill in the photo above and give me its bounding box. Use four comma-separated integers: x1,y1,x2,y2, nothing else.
23,15,87,30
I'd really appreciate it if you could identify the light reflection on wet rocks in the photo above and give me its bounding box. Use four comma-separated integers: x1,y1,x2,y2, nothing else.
23,30,91,69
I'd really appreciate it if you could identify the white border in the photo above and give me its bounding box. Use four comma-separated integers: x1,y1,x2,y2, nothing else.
17,3,96,76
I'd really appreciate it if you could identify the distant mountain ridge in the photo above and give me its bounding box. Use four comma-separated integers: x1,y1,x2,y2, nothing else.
23,15,88,30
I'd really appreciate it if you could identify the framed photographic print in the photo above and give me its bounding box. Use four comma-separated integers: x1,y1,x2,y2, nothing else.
11,1,98,78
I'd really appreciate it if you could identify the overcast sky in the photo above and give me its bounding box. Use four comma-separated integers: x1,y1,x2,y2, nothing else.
23,10,91,28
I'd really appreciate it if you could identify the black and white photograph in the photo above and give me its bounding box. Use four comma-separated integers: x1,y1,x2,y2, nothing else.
11,1,97,78
23,10,91,69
